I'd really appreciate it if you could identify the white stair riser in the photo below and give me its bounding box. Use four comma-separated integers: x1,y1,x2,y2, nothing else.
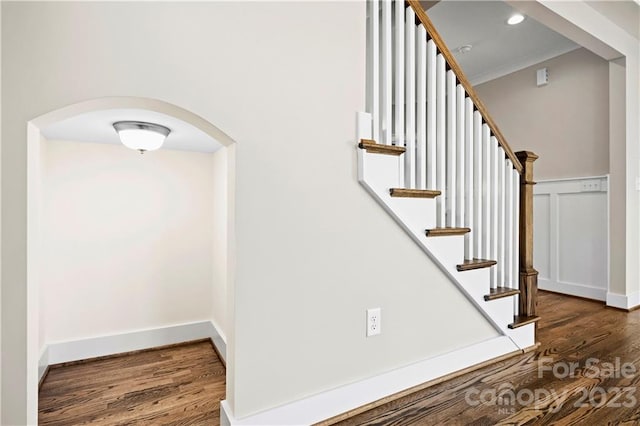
508,323,536,348
388,197,437,233
423,236,465,268
361,151,401,190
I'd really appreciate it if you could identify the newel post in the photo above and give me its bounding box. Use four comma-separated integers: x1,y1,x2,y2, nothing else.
516,151,539,317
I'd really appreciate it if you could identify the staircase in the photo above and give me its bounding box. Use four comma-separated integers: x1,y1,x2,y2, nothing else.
357,0,539,350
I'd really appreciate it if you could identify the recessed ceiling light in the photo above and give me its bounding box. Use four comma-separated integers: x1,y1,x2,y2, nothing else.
456,45,473,54
507,13,525,25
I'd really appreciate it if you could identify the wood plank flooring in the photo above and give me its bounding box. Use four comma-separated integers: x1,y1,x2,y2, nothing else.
39,292,640,425
39,340,225,425
332,291,640,425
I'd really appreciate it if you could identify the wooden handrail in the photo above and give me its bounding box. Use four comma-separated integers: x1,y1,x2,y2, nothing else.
407,0,523,175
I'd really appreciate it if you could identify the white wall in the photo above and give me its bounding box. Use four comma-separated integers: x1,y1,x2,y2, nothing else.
34,132,48,383
0,2,3,418
25,126,45,419
534,177,609,300
3,2,497,422
211,147,229,340
609,58,626,297
40,140,215,344
475,48,609,180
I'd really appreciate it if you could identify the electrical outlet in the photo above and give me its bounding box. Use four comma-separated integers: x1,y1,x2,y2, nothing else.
581,180,601,192
367,308,381,337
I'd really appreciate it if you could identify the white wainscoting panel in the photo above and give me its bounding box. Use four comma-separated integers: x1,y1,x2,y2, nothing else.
534,194,551,280
534,176,609,301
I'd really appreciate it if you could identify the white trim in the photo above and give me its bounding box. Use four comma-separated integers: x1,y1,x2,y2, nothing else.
537,175,609,184
607,173,611,306
38,346,49,383
220,336,517,425
539,280,606,301
39,320,225,381
470,45,580,86
210,318,228,363
606,291,640,310
30,97,236,148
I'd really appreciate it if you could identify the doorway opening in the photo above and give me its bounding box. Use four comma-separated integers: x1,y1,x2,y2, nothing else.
26,97,236,422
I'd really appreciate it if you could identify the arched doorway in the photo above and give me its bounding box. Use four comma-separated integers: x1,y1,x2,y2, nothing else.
26,97,235,422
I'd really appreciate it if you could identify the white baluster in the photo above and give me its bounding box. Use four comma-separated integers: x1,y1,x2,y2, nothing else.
426,40,437,190
416,26,427,190
405,7,416,189
482,124,491,261
490,137,499,289
436,54,446,227
446,70,456,227
465,99,474,260
506,159,514,290
368,0,380,142
381,0,392,145
473,112,483,259
456,85,465,228
498,147,506,288
394,0,405,183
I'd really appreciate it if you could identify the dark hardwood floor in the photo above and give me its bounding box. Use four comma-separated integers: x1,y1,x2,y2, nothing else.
39,340,225,425
332,291,640,425
39,292,640,425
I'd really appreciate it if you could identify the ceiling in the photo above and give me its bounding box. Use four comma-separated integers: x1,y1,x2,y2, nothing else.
427,1,580,85
41,108,223,153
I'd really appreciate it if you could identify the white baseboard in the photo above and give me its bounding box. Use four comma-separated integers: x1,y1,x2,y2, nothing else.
539,279,606,301
221,336,519,425
39,320,226,381
38,346,49,382
607,291,640,310
210,319,227,365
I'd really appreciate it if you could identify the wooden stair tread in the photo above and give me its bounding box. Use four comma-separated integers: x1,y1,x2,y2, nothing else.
358,139,406,155
508,315,540,329
484,287,520,301
390,188,441,198
456,258,497,271
425,227,470,237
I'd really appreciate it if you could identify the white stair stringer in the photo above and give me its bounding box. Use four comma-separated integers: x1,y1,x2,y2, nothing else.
357,116,535,351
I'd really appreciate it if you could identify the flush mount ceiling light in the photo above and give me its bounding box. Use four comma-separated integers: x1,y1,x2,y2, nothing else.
456,44,473,54
113,121,171,154
507,13,525,25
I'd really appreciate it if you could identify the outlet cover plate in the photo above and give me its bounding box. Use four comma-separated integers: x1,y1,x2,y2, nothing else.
367,308,381,337
580,180,601,192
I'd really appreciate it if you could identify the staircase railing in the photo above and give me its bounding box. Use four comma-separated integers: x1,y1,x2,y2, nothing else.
365,0,538,320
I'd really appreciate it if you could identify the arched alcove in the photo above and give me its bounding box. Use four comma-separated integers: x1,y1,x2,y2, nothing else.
26,97,235,420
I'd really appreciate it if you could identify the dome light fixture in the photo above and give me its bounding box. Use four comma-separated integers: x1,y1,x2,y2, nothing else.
456,44,473,54
113,121,171,154
507,13,525,25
